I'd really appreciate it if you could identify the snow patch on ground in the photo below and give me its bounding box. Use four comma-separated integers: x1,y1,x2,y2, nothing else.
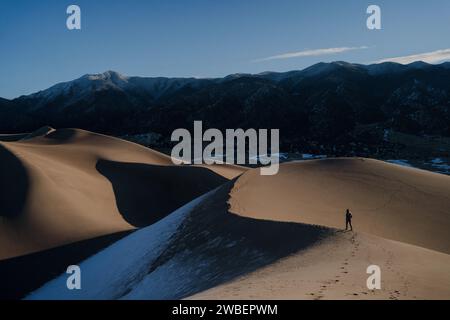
429,158,450,174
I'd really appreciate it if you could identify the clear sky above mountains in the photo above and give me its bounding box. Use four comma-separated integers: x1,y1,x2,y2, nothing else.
1,0,449,98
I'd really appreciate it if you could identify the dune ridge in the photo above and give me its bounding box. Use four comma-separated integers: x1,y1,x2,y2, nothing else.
26,182,331,300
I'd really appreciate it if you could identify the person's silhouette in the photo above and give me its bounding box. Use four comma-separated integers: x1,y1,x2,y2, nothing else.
345,209,353,231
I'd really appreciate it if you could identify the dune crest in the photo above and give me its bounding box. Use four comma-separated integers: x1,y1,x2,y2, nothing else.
228,158,450,254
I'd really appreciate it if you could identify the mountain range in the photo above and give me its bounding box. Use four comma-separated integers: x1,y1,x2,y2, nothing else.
2,61,450,158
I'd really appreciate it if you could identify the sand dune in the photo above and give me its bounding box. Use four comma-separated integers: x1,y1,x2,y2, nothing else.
229,158,450,254
27,176,450,300
1,128,449,299
0,127,243,260
189,158,450,300
27,183,331,300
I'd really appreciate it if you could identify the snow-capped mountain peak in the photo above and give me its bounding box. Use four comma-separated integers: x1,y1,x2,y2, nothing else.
82,70,129,84
23,71,133,109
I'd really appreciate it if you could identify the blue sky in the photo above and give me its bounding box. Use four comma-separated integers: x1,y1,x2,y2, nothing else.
1,0,449,98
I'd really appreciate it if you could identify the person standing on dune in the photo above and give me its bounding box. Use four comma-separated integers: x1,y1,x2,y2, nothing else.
345,209,353,231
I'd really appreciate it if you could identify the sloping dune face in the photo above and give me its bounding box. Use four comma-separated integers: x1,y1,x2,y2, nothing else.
0,128,238,260
190,230,450,300
229,158,450,254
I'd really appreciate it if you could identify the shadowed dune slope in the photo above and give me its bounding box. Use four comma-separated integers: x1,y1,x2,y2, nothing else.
0,230,133,300
96,160,228,226
0,128,242,260
26,181,332,300
229,158,450,254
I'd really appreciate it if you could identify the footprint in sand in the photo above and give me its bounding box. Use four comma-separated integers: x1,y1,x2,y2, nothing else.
388,290,401,300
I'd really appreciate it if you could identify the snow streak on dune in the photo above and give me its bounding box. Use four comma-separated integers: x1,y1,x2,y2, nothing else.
27,181,330,300
27,190,216,300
